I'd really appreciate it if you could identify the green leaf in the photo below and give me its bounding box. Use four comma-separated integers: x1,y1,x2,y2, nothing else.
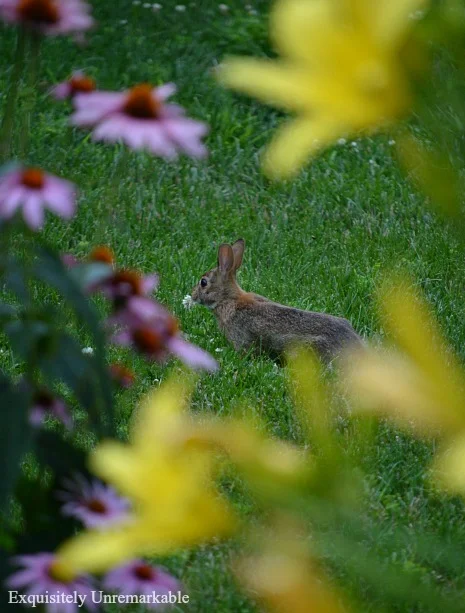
0,372,33,511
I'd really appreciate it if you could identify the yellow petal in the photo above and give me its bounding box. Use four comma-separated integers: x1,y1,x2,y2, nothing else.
57,528,141,575
89,441,155,502
236,521,346,613
345,348,465,435
131,378,190,450
368,0,428,47
271,0,331,64
433,435,465,495
218,58,314,112
379,280,465,424
263,117,344,179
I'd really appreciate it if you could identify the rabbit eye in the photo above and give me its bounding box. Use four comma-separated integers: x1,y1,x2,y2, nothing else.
200,278,208,288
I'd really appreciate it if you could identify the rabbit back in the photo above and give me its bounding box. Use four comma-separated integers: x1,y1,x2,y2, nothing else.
221,300,361,362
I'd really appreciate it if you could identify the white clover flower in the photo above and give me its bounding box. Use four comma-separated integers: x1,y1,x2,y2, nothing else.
152,3,162,9
82,347,94,355
175,4,186,11
218,3,229,12
248,8,258,15
182,294,195,310
215,348,223,353
337,137,347,145
119,19,128,24
388,139,396,146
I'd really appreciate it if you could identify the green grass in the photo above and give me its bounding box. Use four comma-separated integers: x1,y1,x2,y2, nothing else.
2,1,465,611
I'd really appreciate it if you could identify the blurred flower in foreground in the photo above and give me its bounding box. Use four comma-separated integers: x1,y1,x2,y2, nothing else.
59,474,131,529
191,417,308,503
56,379,234,574
6,553,96,612
0,0,94,37
103,559,181,602
236,521,346,613
50,71,96,100
0,166,77,229
30,389,73,429
344,279,465,495
99,268,159,320
112,313,219,372
219,0,427,178
71,83,208,158
110,363,136,388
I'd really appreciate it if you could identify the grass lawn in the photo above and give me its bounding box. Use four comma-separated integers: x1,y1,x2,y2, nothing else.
2,1,465,611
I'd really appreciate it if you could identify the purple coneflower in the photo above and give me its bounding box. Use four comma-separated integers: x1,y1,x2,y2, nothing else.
6,553,96,613
97,268,161,324
103,559,181,605
59,474,131,529
0,166,77,229
0,0,94,36
109,363,136,388
113,313,218,372
30,389,73,429
71,83,208,158
51,71,96,100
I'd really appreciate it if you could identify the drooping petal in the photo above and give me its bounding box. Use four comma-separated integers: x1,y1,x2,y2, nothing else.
263,116,344,178
219,58,315,112
167,336,219,372
22,193,45,229
434,435,465,495
154,83,177,100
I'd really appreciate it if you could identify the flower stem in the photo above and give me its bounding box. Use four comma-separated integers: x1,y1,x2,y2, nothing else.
0,30,27,162
19,32,42,161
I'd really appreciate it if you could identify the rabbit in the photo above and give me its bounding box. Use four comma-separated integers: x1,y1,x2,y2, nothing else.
191,238,363,363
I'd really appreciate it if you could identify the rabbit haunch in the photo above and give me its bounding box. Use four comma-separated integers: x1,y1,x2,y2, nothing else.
191,239,362,363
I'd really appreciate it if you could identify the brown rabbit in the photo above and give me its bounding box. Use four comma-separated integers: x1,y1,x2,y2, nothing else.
191,239,362,363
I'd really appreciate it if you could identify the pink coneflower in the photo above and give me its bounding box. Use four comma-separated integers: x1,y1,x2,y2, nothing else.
0,167,77,229
97,268,161,324
100,269,159,305
51,71,96,100
88,245,115,266
30,390,73,429
71,83,208,158
58,474,131,529
0,0,94,36
103,559,182,605
113,313,218,372
110,363,136,388
6,553,96,612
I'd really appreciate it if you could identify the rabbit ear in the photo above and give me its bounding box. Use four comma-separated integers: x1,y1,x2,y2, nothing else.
218,243,234,275
232,238,245,271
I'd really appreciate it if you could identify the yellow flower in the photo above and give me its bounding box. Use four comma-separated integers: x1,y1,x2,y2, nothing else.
434,434,465,494
345,279,465,435
344,278,465,496
236,519,347,613
57,379,235,575
219,0,427,178
189,416,310,503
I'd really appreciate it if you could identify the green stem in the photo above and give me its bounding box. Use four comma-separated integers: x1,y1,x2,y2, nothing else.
0,30,27,162
19,32,42,161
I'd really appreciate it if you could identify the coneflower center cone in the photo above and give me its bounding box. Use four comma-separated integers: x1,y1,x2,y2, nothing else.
70,75,96,95
86,499,107,514
21,168,45,189
123,84,162,119
18,0,59,24
134,563,156,581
